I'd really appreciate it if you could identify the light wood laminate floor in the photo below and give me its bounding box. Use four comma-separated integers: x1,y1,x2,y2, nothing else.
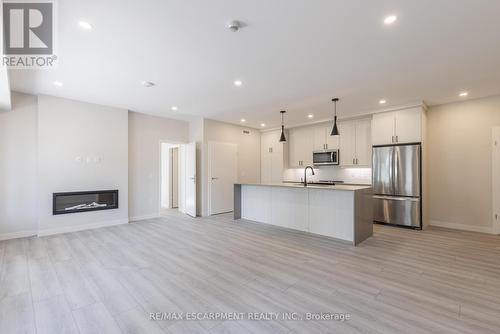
1,210,500,334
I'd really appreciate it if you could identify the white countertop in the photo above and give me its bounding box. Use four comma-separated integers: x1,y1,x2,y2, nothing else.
236,182,372,191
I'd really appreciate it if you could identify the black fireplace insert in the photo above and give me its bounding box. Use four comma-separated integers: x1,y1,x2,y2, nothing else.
53,190,119,215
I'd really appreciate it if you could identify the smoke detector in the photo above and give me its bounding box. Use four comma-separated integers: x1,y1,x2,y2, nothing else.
141,81,155,88
227,20,243,32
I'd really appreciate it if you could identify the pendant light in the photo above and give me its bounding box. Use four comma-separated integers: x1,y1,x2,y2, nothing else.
279,110,287,142
330,98,340,136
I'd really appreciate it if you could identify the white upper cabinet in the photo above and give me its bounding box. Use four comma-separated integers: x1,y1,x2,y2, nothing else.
371,112,395,146
313,125,339,151
289,127,314,167
261,130,287,183
339,118,372,167
339,121,356,166
394,108,422,144
372,107,423,146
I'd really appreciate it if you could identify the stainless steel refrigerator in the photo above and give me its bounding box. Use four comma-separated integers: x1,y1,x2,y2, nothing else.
372,144,422,228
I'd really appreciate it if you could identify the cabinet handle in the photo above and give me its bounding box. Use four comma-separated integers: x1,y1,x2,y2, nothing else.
395,135,398,143
325,144,328,150
353,158,355,165
392,136,394,143
356,158,358,165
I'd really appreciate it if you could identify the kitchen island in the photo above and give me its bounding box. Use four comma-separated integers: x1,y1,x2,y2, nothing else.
234,183,373,245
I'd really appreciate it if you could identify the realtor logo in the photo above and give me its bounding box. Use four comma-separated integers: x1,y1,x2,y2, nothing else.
2,0,57,68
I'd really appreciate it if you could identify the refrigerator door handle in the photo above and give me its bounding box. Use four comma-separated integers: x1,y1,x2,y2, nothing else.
393,147,398,193
373,195,420,202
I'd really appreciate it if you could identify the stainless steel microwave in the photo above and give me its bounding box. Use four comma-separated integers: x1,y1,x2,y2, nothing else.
313,150,339,166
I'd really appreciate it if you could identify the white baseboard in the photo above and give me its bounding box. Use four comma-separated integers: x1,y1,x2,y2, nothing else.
0,230,38,241
430,220,494,234
129,213,160,222
37,218,129,237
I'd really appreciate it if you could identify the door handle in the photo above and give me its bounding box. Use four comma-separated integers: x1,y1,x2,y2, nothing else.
211,177,218,180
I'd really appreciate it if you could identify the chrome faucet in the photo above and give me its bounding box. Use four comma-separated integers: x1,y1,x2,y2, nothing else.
304,166,315,187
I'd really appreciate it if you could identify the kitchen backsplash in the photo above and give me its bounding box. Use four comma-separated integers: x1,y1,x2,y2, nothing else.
283,166,372,185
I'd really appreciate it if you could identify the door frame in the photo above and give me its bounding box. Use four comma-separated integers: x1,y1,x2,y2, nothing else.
158,140,184,216
493,128,500,235
207,141,238,216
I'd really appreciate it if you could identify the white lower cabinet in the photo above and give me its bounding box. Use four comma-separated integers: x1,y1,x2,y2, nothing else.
241,185,357,243
308,190,354,242
270,187,309,231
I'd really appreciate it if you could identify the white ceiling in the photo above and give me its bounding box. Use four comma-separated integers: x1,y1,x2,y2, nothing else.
9,0,500,128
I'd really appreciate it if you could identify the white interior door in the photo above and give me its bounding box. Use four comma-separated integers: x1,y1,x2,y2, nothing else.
185,142,197,217
209,142,238,215
493,128,500,234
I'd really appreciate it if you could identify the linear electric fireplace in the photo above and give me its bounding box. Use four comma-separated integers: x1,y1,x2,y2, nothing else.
53,190,119,215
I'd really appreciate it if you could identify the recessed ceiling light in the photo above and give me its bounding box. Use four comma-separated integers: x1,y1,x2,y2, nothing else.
308,114,314,118
234,80,243,86
240,118,246,123
379,99,387,104
384,15,397,25
78,21,93,30
260,123,266,127
459,92,469,97
53,81,63,87
171,106,178,111
141,81,155,87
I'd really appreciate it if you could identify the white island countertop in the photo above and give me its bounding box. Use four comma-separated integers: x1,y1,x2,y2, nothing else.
236,182,371,191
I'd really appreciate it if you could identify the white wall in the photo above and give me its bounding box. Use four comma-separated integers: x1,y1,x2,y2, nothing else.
0,93,38,239
37,95,129,235
201,119,261,216
129,111,189,220
428,95,500,233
